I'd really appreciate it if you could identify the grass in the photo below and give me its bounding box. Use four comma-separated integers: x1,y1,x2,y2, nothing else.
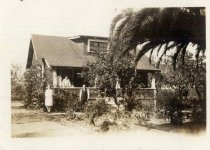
50,110,206,134
12,100,206,135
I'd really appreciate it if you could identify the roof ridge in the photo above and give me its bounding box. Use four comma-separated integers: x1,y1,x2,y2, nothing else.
31,34,68,38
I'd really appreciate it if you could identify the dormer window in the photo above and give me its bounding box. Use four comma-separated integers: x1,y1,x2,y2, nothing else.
88,39,108,53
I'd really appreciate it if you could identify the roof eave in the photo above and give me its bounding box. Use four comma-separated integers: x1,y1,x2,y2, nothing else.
69,35,108,40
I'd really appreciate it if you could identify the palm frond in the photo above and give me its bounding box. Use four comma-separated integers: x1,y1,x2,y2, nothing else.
156,42,169,68
135,41,159,64
109,7,205,69
172,43,186,69
180,43,188,65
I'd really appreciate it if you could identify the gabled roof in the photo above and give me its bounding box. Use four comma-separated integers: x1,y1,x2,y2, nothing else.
27,34,159,71
85,54,159,71
31,34,85,67
69,35,108,41
136,55,160,71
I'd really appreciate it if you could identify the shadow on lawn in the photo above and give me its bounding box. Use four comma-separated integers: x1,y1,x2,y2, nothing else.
11,105,25,109
143,122,206,134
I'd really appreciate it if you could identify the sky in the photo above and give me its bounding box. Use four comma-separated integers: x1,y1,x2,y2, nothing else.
0,0,206,68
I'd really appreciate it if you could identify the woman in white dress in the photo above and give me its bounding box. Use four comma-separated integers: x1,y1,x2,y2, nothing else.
52,71,57,87
45,85,53,113
62,76,71,87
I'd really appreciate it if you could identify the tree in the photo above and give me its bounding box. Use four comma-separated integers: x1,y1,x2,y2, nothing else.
161,53,205,101
158,52,206,123
109,7,205,68
11,64,25,101
82,49,138,110
24,61,52,109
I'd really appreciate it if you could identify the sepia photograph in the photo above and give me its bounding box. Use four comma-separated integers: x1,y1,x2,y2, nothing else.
0,0,209,150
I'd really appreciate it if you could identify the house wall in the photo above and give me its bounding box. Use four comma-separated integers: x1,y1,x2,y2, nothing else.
70,38,87,54
71,37,108,55
26,41,44,69
26,40,35,68
52,67,84,88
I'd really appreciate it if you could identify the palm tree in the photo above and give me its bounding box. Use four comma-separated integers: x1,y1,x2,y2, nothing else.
109,7,205,68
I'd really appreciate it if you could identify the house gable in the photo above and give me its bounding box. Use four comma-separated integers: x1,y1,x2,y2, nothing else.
29,34,85,68
26,40,36,68
69,35,108,55
26,34,159,72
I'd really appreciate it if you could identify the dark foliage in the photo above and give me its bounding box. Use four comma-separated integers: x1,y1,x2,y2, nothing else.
84,99,109,125
101,120,110,132
24,61,45,109
11,64,25,101
53,88,79,112
110,7,205,68
157,56,206,124
83,49,139,111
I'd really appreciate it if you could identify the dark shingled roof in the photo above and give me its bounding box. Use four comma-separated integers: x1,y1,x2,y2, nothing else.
31,34,85,67
29,34,159,71
69,35,108,41
136,55,159,71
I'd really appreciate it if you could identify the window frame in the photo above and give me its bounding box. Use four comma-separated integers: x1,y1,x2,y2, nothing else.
87,39,108,53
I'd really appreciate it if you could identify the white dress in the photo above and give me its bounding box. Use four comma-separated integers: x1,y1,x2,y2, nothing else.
45,89,53,106
52,71,57,87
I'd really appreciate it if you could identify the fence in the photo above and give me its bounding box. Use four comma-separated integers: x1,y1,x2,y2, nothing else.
53,87,156,101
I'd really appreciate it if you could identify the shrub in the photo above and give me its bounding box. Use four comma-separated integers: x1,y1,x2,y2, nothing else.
66,109,76,120
170,110,183,125
156,89,176,110
53,89,79,112
84,98,109,125
101,120,110,132
24,61,45,109
11,64,26,101
156,89,185,124
131,109,150,125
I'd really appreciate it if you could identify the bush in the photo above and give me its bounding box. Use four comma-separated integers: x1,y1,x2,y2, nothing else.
131,109,149,125
156,89,185,124
11,64,26,101
101,120,110,132
24,61,45,109
156,89,177,110
66,109,76,120
84,98,109,125
53,89,79,112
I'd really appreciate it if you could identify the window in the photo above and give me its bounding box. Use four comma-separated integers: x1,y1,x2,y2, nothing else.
88,39,108,53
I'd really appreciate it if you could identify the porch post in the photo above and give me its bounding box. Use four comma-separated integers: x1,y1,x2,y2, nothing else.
151,73,157,111
94,77,98,87
71,69,75,86
41,63,44,78
151,73,156,89
52,68,57,87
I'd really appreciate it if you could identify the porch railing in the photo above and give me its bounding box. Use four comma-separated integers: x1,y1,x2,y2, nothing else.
53,87,156,101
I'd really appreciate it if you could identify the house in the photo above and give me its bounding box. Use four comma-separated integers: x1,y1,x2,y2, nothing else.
26,34,160,108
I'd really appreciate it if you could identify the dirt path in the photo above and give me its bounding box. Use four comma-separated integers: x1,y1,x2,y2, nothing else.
11,101,95,137
10,101,209,150
11,100,205,138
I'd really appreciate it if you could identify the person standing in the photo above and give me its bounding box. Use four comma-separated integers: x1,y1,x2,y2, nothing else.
79,84,90,105
57,76,62,88
52,70,57,87
62,76,72,87
45,85,53,113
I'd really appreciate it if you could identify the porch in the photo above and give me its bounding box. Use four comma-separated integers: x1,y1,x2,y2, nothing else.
50,66,157,109
52,87,156,110
51,66,84,88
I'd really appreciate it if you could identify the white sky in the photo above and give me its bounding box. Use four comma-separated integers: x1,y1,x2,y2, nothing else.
0,0,118,67
0,0,206,68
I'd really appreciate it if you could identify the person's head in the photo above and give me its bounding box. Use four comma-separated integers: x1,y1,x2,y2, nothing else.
82,84,86,88
47,84,50,89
